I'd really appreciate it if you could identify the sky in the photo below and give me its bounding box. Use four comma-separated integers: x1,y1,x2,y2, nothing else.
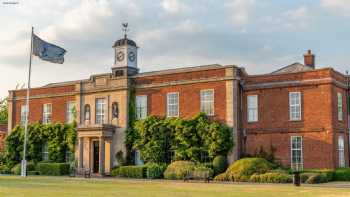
1,0,350,98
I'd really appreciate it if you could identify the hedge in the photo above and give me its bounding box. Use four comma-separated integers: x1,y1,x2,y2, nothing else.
164,161,196,180
192,166,214,180
146,163,167,179
36,163,70,176
334,168,350,181
114,166,147,178
249,172,292,183
304,169,334,182
11,162,36,175
214,173,230,182
305,173,328,184
212,156,227,175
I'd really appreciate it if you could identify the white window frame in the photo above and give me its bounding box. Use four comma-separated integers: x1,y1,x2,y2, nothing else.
338,135,345,168
291,136,303,171
247,95,258,122
42,141,49,161
66,101,75,123
200,89,214,116
167,92,179,117
289,92,301,121
43,103,52,124
136,95,148,119
338,92,343,121
20,105,28,125
95,98,106,124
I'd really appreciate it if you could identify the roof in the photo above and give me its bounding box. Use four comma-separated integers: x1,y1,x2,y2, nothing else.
271,62,314,75
113,37,137,47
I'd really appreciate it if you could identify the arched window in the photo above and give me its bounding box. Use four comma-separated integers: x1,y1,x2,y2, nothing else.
112,102,119,119
84,104,91,121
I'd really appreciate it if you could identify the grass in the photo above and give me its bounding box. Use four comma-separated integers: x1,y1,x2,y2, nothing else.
0,176,350,197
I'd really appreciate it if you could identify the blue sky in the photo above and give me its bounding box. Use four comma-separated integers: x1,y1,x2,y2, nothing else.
1,0,350,98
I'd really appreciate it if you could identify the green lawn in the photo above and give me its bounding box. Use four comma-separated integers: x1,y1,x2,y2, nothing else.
0,176,350,197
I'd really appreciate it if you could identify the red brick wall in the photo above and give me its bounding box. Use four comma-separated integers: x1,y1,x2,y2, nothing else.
136,81,227,122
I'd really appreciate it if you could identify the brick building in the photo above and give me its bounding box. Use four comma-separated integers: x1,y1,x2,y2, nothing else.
6,34,350,175
0,124,7,151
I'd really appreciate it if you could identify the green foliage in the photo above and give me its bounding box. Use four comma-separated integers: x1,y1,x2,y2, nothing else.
212,155,227,175
0,97,8,124
113,165,147,178
303,169,334,182
11,162,36,175
0,165,11,174
134,113,233,164
305,173,328,184
214,172,230,182
4,122,76,166
115,151,126,166
146,163,167,179
192,165,214,179
225,158,273,182
334,168,350,181
249,172,292,183
36,162,70,176
163,161,196,180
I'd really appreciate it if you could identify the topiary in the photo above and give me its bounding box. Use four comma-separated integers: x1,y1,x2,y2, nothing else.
212,155,227,175
163,161,196,180
225,158,273,182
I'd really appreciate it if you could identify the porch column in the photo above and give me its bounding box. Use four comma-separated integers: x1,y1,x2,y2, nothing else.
99,137,105,175
78,137,84,169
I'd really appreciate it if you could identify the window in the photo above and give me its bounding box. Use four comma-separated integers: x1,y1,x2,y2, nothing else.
167,92,179,117
338,136,345,167
65,150,72,162
134,150,144,166
200,90,214,116
20,105,28,125
84,104,91,121
136,95,147,119
66,101,75,123
112,102,119,119
338,92,343,121
291,136,303,171
247,95,258,122
42,141,49,161
43,103,52,124
95,98,106,124
289,92,301,121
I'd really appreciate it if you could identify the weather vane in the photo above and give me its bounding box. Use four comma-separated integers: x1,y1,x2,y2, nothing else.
122,23,129,39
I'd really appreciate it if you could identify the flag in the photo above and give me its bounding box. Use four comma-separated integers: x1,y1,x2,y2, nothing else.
32,34,66,64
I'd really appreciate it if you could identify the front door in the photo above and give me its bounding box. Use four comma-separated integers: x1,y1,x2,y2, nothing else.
93,141,99,173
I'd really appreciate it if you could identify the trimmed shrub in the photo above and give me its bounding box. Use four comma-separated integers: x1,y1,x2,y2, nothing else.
334,168,350,181
11,162,36,175
304,169,334,182
164,161,196,180
114,166,146,178
300,173,316,183
249,172,292,183
146,163,167,179
192,166,214,180
110,166,119,177
305,173,328,184
214,173,230,182
212,155,227,175
0,165,11,174
225,158,273,182
36,163,69,176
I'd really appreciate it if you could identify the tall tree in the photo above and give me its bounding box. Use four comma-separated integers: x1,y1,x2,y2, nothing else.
0,97,8,124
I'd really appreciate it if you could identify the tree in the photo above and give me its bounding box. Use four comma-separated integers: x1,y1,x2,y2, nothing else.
0,97,8,124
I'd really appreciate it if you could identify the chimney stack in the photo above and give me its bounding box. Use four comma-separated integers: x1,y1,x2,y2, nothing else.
304,50,315,68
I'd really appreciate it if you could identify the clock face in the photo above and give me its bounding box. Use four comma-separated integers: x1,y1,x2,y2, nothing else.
128,51,136,62
117,51,125,62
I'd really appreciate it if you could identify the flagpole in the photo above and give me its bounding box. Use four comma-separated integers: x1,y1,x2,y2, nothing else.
21,26,33,177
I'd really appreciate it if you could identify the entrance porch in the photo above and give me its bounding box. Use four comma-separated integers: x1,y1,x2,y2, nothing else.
77,124,116,176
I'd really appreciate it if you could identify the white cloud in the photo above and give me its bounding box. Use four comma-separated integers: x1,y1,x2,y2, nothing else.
225,0,255,28
161,0,187,14
321,0,350,16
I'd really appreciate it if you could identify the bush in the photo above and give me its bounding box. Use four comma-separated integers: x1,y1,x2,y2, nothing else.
192,166,214,180
304,169,334,182
301,173,316,183
110,166,119,177
115,151,125,166
212,155,227,175
164,161,196,180
334,168,350,181
225,158,273,182
0,165,11,174
11,162,36,175
249,172,292,183
214,173,230,182
36,162,70,175
27,171,39,175
146,163,167,179
114,166,146,178
305,173,328,184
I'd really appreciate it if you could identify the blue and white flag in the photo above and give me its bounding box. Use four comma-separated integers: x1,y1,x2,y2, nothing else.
32,34,66,64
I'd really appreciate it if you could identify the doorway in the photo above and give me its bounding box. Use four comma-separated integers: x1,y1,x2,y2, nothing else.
93,141,99,173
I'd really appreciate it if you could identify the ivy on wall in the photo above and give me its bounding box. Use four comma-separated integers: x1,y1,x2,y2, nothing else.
3,122,76,167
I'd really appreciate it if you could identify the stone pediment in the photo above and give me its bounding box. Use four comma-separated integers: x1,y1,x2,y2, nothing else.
271,62,314,74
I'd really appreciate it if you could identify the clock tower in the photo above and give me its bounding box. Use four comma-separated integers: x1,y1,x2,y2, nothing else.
112,23,139,77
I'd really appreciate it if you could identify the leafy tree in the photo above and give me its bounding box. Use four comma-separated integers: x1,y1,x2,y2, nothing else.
0,97,8,124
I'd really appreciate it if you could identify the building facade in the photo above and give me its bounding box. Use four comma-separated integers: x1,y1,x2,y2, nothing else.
6,35,350,175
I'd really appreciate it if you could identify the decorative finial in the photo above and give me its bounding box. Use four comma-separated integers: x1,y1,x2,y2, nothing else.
122,23,129,39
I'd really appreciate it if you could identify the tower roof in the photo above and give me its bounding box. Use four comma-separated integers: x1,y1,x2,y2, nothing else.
112,37,137,48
